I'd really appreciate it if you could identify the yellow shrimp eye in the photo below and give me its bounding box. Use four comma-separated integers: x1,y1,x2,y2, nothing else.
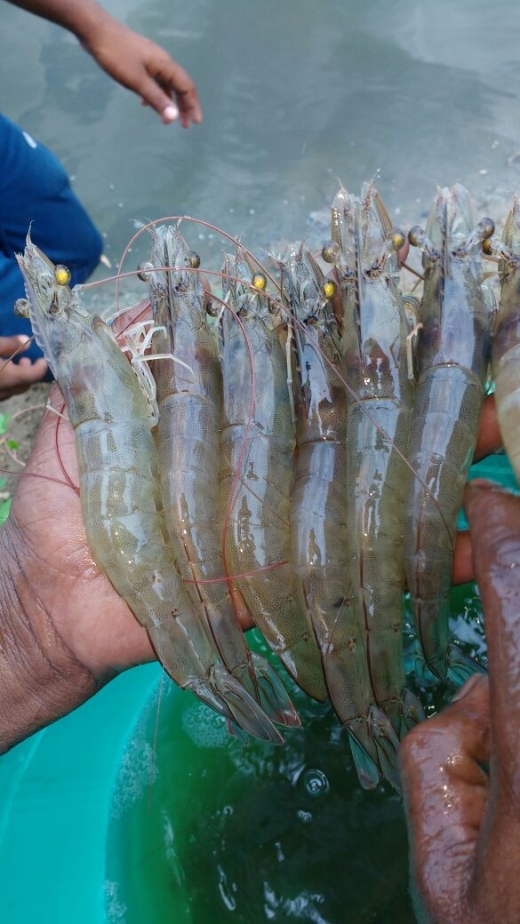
322,280,337,300
14,298,30,318
137,262,154,282
322,241,341,263
251,272,267,291
185,250,201,269
477,217,495,241
408,226,425,248
388,228,406,251
482,238,493,255
54,264,71,286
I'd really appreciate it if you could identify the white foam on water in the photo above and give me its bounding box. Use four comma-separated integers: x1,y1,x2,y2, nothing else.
181,701,229,749
110,707,159,821
104,880,127,923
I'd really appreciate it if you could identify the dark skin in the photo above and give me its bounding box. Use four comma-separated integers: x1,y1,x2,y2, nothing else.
400,481,520,924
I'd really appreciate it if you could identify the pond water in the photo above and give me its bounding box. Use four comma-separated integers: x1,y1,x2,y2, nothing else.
3,0,520,275
106,560,492,924
2,3,519,921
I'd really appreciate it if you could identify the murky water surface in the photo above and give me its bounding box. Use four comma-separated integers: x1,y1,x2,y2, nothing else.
3,0,520,272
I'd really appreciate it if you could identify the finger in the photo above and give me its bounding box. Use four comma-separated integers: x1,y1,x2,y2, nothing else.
474,395,501,461
0,334,31,360
139,54,202,127
110,298,151,342
453,529,473,584
174,85,202,128
465,481,520,797
400,675,489,923
463,480,520,919
0,358,48,399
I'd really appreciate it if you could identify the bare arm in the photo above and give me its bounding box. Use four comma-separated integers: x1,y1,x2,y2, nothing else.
5,0,202,126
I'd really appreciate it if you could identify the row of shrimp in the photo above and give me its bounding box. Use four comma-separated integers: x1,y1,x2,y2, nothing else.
13,178,519,792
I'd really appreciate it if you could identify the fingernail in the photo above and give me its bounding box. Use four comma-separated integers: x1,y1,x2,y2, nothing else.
162,105,179,124
451,673,485,703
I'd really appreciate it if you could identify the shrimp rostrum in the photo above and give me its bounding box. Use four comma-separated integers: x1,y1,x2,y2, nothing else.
15,235,291,741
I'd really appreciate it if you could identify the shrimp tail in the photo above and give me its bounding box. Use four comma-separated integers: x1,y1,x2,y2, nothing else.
250,652,302,727
148,627,284,743
446,643,487,686
348,735,382,790
416,598,450,681
398,688,426,734
210,663,286,744
348,707,401,791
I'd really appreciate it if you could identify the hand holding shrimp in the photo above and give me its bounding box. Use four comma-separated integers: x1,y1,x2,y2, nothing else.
0,366,500,757
401,481,520,924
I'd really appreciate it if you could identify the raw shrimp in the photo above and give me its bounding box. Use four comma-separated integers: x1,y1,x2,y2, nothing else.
492,196,520,482
405,185,494,680
218,246,327,703
15,235,286,740
284,242,400,788
147,224,297,732
329,183,421,777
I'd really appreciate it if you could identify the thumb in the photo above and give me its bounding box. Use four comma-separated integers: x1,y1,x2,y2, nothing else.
400,675,489,924
138,78,179,123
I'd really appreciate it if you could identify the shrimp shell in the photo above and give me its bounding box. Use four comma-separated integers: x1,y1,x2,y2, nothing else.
218,247,327,703
16,236,287,739
404,184,493,680
148,224,298,735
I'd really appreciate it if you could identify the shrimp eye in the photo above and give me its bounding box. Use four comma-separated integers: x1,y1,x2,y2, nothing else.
137,262,154,282
482,238,493,256
54,264,71,286
388,228,406,251
322,280,336,300
321,241,341,263
477,217,495,241
185,251,201,269
206,299,220,317
408,226,425,248
14,298,30,318
251,272,267,291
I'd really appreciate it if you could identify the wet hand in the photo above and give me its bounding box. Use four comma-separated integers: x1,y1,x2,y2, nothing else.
0,335,47,399
81,16,202,127
401,481,520,924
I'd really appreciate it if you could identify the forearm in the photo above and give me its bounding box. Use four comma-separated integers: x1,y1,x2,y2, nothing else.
0,518,97,755
4,0,113,44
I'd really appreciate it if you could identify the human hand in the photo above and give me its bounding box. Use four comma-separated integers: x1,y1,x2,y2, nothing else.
0,378,155,753
400,480,520,924
80,14,202,127
0,335,48,399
